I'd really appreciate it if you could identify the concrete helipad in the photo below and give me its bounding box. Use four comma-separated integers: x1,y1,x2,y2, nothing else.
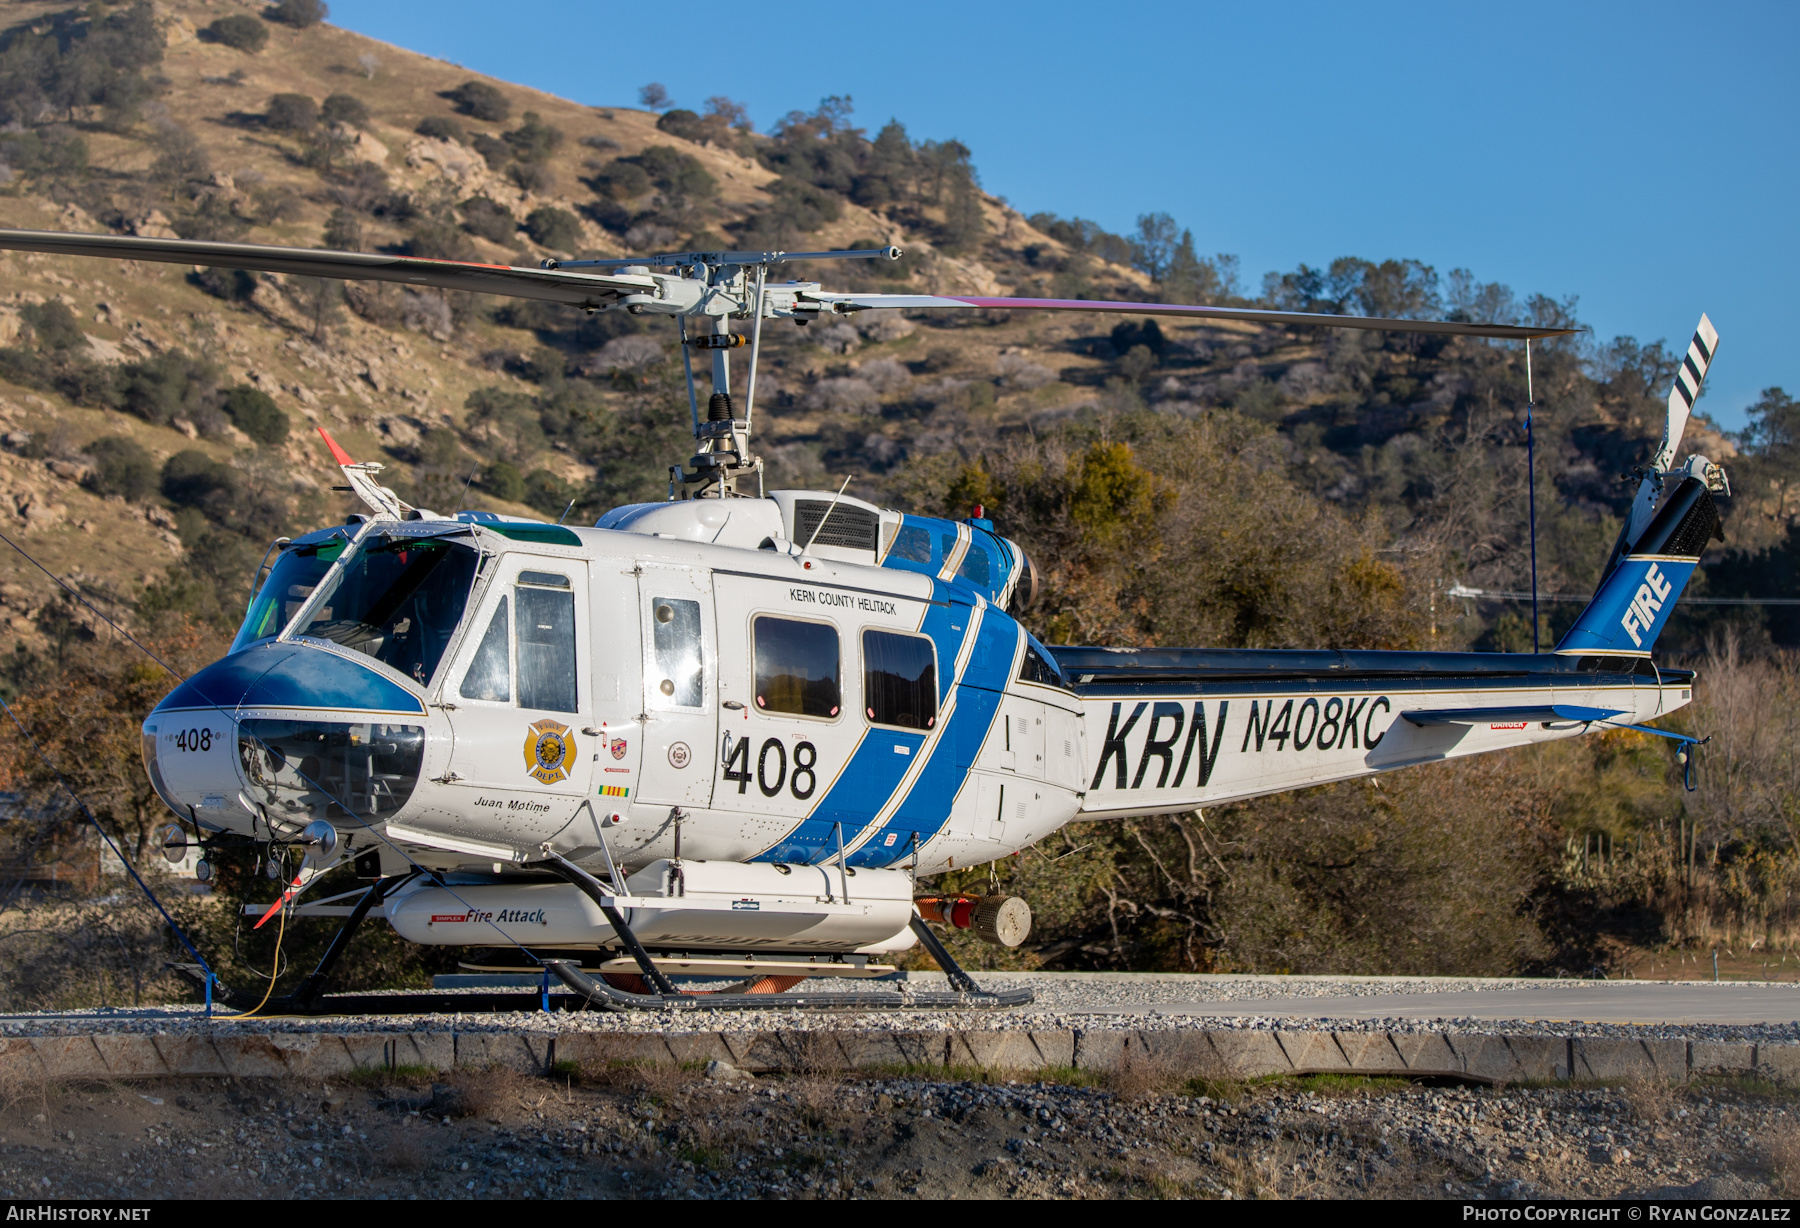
1040,978,1800,1027
0,975,1797,1085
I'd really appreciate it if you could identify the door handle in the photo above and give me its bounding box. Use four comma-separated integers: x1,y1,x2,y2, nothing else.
581,727,602,736
722,701,745,711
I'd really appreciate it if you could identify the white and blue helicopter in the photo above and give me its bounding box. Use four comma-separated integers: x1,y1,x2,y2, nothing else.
0,231,1728,1010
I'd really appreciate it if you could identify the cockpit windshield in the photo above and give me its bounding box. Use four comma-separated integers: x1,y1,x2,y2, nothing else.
233,532,481,686
232,536,347,653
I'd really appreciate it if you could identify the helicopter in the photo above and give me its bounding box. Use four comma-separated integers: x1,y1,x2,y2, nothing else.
0,229,1728,1011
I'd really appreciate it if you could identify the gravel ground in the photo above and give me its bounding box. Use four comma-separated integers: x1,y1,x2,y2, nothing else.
0,1065,1789,1200
2,975,1798,1042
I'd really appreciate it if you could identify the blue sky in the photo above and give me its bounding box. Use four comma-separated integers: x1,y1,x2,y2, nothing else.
331,1,1798,430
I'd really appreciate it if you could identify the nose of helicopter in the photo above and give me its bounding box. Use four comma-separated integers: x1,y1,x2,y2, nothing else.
143,641,429,833
152,640,428,718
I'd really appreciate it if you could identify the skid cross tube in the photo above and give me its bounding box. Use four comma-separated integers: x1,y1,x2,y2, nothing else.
282,872,416,1010
537,851,679,995
907,917,984,995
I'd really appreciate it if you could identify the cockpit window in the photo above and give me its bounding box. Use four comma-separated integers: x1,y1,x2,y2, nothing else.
231,538,346,653
295,535,479,686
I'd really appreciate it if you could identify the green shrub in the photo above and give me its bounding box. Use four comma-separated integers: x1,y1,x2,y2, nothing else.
81,436,155,502
220,385,288,445
459,196,515,244
590,159,649,201
524,206,581,252
21,301,86,354
402,219,475,262
321,92,368,128
265,93,318,132
483,461,524,503
469,132,510,167
503,111,563,162
192,267,258,301
148,126,209,189
445,80,508,123
201,15,268,52
507,162,553,195
0,126,87,176
118,352,218,428
522,468,573,516
655,108,703,140
160,450,239,510
322,206,362,252
415,116,463,143
634,145,716,199
0,1,166,130
263,0,328,28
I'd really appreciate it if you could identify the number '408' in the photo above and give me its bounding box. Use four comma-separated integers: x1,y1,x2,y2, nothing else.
173,728,213,752
723,737,817,800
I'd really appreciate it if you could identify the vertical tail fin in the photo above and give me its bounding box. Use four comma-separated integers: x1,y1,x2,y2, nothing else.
1555,474,1723,657
1560,315,1726,659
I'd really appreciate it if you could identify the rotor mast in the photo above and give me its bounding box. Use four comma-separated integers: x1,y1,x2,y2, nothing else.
552,246,901,500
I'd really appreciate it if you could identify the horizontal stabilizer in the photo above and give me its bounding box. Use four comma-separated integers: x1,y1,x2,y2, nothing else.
1402,705,1625,727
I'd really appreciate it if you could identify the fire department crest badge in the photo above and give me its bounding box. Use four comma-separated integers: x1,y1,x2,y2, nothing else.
523,719,574,785
610,737,628,760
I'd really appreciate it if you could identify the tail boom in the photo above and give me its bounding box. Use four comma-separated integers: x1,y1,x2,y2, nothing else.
1060,649,1691,818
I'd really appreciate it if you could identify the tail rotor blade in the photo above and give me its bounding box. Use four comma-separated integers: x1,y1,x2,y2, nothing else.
1655,313,1721,474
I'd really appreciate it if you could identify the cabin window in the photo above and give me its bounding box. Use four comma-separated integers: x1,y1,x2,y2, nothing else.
1018,639,1069,689
459,597,511,702
516,581,577,713
754,616,840,718
650,597,704,709
889,523,932,564
955,541,991,587
863,630,936,730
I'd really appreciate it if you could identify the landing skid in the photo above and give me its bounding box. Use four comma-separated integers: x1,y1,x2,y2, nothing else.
535,919,1031,1012
173,874,1032,1015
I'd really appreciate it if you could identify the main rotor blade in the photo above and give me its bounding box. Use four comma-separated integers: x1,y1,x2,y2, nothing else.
812,293,1578,341
0,228,655,308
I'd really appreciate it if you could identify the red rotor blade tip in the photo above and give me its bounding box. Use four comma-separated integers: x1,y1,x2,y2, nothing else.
316,427,356,467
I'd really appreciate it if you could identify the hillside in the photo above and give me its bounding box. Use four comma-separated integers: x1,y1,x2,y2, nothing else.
0,0,1779,670
0,0,1160,648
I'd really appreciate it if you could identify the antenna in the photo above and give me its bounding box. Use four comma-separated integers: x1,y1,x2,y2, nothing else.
1526,340,1538,653
455,464,480,513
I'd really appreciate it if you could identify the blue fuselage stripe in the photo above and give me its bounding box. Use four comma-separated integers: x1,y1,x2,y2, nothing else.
849,590,1019,868
749,584,971,865
749,727,928,864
